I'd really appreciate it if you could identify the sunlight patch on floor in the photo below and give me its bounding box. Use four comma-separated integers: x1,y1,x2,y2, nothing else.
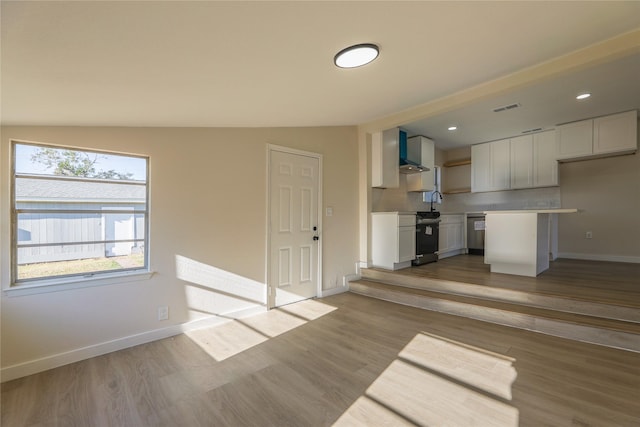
186,320,267,362
332,395,415,426
334,332,519,426
240,309,307,338
278,298,338,320
400,332,517,400
185,299,337,362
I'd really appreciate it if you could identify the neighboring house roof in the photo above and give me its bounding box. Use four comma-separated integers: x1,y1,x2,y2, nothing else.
16,177,146,203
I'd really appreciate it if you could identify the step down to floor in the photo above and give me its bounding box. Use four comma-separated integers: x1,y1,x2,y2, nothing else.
349,279,640,353
360,268,640,324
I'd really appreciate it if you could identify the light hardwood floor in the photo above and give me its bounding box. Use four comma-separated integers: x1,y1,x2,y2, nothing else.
2,292,639,426
385,255,640,307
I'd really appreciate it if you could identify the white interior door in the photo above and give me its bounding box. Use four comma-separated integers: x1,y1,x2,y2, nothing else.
269,148,321,308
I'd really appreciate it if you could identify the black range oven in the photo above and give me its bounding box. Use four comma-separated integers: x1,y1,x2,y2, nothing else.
412,211,441,266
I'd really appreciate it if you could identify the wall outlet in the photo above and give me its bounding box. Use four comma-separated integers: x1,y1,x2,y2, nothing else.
157,306,169,321
585,231,593,239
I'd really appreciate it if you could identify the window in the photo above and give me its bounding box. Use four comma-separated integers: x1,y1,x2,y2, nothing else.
12,141,149,286
423,166,442,205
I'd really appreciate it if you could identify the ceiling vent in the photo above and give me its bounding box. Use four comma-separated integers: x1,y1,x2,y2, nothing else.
493,103,521,113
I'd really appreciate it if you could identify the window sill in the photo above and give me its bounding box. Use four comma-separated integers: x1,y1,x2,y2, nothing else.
3,270,155,297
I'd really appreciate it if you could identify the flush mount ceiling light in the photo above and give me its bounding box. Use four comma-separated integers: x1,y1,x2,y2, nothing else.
576,93,591,100
448,126,458,131
334,43,379,68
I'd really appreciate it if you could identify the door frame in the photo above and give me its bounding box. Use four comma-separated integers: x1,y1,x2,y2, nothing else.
266,144,323,309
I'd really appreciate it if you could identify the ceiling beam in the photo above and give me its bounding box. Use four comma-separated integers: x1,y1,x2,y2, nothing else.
358,28,640,134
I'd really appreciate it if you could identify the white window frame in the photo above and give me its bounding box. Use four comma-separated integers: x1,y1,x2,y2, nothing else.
423,165,443,205
6,141,152,296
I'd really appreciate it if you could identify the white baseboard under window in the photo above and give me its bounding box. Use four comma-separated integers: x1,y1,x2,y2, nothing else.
0,305,266,383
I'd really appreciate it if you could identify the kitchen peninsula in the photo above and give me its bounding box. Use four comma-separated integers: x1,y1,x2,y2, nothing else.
484,209,578,277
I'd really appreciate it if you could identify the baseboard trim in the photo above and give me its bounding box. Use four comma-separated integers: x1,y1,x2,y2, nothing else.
319,269,360,298
320,285,349,298
558,253,640,264
439,249,466,260
1,305,267,383
344,272,360,286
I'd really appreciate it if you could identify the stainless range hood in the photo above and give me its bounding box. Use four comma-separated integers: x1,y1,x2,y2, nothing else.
399,159,428,174
399,130,429,174
399,163,429,174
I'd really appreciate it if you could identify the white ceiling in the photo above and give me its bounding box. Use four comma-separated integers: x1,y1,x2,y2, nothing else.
403,52,640,150
2,1,640,149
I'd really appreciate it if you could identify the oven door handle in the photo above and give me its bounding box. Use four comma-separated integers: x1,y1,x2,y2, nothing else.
417,219,442,225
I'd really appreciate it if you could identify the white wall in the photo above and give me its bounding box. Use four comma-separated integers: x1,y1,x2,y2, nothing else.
558,149,640,262
0,125,359,378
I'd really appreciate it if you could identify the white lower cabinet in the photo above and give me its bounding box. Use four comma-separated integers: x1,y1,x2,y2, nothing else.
371,212,416,270
398,226,416,263
438,215,465,259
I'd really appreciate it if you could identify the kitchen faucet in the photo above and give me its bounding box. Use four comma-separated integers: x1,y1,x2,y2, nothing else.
430,191,443,212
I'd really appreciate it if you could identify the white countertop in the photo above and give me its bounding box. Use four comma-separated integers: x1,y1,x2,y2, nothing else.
373,209,578,216
484,208,578,214
371,211,416,215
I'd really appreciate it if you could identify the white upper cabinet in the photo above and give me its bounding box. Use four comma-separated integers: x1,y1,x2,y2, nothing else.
372,128,399,188
510,135,534,189
593,110,638,155
472,139,510,192
471,143,491,192
491,139,511,191
406,136,435,192
533,130,558,187
468,111,634,193
474,131,558,193
556,119,593,160
556,110,637,161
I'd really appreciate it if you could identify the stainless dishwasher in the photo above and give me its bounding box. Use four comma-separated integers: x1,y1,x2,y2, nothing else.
466,213,486,255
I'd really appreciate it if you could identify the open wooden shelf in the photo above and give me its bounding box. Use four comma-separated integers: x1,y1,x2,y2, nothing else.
443,158,471,167
443,187,471,194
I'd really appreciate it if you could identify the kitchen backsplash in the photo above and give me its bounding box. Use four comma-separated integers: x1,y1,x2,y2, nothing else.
442,186,561,212
372,175,561,213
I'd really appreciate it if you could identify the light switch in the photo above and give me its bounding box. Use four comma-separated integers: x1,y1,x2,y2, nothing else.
326,207,333,217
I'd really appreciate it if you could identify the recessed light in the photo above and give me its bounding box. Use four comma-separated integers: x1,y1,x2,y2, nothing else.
576,93,591,100
334,43,379,68
448,126,457,131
